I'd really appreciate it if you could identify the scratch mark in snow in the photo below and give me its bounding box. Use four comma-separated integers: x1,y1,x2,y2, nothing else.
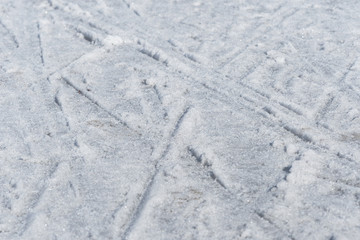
188,146,227,189
37,22,45,66
138,48,168,66
279,102,302,116
0,18,19,48
20,162,60,236
283,125,312,143
74,27,97,44
48,54,87,78
121,106,192,239
121,168,158,240
255,211,295,240
60,76,135,133
152,85,162,103
171,106,191,138
339,59,357,83
122,0,141,17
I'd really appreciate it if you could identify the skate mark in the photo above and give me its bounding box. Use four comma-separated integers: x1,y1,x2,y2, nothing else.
184,53,198,63
74,27,97,44
121,168,158,240
201,82,256,113
282,165,292,180
152,85,162,103
202,82,256,105
60,76,135,133
122,0,141,17
217,6,290,69
20,162,60,236
336,152,354,162
279,102,302,116
68,181,77,198
316,95,334,121
239,81,270,99
54,91,62,110
209,171,227,189
111,201,125,220
201,75,353,165
88,22,110,34
138,48,168,66
187,147,211,167
171,106,191,137
121,106,191,239
218,46,249,70
48,53,87,78
278,8,300,25
201,83,221,94
263,106,276,116
188,146,227,189
168,39,177,47
54,90,71,129
255,211,295,240
0,18,19,48
19,213,35,237
238,61,265,82
48,162,60,178
339,59,356,83
329,235,336,240
206,73,357,165
283,125,312,143
37,22,45,65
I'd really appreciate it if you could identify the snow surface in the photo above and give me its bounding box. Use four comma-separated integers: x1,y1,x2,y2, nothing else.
1,0,360,239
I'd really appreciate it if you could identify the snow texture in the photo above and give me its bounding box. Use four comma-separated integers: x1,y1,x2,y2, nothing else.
0,0,360,239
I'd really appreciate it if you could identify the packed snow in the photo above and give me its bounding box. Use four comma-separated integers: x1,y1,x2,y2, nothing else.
0,0,360,239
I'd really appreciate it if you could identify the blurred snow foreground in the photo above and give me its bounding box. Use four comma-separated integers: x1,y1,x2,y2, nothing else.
0,0,360,239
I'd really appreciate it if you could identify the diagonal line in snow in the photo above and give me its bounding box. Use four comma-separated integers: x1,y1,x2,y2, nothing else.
36,22,45,66
120,106,192,239
59,76,138,135
0,17,19,48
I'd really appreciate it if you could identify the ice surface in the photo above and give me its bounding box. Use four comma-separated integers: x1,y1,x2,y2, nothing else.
0,0,360,239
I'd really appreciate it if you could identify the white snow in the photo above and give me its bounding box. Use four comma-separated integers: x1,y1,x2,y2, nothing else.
1,0,360,239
